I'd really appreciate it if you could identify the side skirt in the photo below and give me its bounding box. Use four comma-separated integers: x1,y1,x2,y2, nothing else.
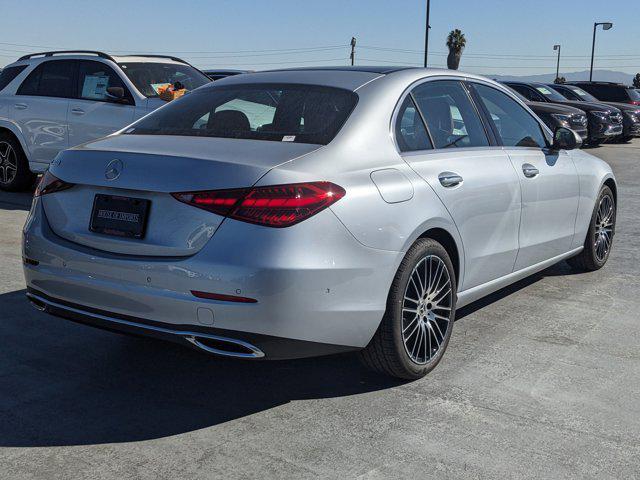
457,246,583,308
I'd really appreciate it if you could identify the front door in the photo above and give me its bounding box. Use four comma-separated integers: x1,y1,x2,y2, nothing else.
470,82,580,270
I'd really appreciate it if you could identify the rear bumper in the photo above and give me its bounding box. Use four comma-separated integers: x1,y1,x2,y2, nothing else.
26,288,355,359
23,198,401,355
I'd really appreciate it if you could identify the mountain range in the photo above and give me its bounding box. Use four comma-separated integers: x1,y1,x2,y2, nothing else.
488,69,636,85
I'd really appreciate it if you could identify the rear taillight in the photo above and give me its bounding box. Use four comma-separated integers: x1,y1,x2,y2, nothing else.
173,181,346,227
630,100,640,106
34,171,74,197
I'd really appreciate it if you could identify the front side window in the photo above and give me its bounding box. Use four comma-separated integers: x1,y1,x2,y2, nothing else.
77,60,130,102
125,84,358,145
118,62,210,97
0,65,28,92
17,60,75,98
395,96,432,152
473,83,547,148
411,80,489,149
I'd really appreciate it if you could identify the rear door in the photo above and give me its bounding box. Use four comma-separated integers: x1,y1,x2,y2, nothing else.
13,60,75,168
398,79,522,291
471,82,580,269
67,60,136,147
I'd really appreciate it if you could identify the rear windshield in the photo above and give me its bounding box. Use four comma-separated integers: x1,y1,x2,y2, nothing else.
125,84,358,145
118,62,210,97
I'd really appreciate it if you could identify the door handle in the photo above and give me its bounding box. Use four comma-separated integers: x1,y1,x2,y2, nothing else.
71,108,85,115
438,172,463,188
522,164,539,178
14,103,27,110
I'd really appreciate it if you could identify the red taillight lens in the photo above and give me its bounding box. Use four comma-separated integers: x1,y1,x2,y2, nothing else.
630,100,640,106
173,181,346,227
34,171,74,197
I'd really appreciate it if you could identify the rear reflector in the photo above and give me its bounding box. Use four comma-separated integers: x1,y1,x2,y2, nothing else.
34,171,74,197
191,290,258,303
173,181,345,227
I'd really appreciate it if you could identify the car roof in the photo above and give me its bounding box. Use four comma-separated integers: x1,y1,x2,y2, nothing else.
205,66,477,92
263,66,419,74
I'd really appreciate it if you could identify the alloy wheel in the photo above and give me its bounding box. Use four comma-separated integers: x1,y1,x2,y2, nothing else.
594,193,614,262
401,255,453,365
0,141,18,186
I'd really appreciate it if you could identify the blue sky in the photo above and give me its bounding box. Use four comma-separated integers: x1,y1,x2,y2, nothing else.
1,0,638,76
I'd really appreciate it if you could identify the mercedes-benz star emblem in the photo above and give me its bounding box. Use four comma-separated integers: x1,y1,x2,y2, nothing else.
105,159,123,181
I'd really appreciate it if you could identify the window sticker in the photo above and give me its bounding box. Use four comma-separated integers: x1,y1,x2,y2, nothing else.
81,75,109,99
576,90,587,96
536,87,553,95
282,135,296,142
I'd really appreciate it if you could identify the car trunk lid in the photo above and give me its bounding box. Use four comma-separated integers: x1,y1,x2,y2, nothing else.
43,135,320,256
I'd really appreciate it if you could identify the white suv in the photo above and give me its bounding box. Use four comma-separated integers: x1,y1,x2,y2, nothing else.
0,51,211,190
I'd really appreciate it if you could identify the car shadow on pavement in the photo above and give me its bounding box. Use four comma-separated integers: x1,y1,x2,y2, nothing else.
0,190,33,211
456,260,579,320
0,289,402,447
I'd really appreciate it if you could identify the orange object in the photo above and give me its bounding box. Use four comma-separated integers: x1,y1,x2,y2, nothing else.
158,84,187,102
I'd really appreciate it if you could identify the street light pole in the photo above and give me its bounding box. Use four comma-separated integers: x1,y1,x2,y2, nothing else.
553,44,561,81
590,22,613,81
424,0,431,67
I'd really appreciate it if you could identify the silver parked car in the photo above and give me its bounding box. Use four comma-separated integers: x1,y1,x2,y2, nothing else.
23,67,617,379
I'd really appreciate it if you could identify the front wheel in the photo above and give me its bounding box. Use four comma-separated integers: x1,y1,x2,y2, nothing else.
568,185,616,271
360,238,457,380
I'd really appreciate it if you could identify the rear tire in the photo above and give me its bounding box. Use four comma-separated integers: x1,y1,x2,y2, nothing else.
360,238,457,380
0,132,35,192
568,185,615,271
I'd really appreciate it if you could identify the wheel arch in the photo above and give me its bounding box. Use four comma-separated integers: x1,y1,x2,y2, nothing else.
603,177,617,206
0,121,30,160
417,227,462,288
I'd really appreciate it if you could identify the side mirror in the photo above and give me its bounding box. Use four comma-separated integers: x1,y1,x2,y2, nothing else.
551,126,581,151
105,87,130,104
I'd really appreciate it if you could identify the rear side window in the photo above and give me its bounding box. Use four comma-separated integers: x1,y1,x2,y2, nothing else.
473,83,547,148
0,65,28,91
17,60,75,98
411,80,489,149
581,84,638,102
77,60,129,102
126,84,358,145
395,96,432,152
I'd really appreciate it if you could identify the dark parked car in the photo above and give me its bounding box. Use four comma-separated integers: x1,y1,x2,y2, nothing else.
504,86,589,142
550,83,640,142
566,81,640,106
504,81,623,145
203,69,251,81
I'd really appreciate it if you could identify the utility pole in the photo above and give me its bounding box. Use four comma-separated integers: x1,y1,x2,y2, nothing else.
424,0,431,67
553,44,561,81
350,37,356,66
590,22,613,81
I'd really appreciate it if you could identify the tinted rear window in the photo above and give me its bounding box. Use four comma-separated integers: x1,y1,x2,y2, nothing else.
0,65,28,91
125,84,358,145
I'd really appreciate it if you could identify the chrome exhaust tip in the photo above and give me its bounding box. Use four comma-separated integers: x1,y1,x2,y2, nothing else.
184,334,265,359
27,294,47,312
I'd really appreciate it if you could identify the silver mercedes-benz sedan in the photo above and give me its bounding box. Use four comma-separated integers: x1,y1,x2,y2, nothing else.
23,67,617,379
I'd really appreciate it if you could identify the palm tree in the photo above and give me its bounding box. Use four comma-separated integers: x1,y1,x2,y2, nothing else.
446,29,466,70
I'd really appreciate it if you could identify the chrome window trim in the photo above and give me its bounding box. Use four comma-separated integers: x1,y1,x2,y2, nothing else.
390,74,537,155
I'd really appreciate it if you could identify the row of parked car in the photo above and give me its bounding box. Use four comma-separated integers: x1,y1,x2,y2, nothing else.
0,49,637,192
501,80,640,146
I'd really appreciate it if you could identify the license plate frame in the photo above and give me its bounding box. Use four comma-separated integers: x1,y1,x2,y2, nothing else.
89,194,151,239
